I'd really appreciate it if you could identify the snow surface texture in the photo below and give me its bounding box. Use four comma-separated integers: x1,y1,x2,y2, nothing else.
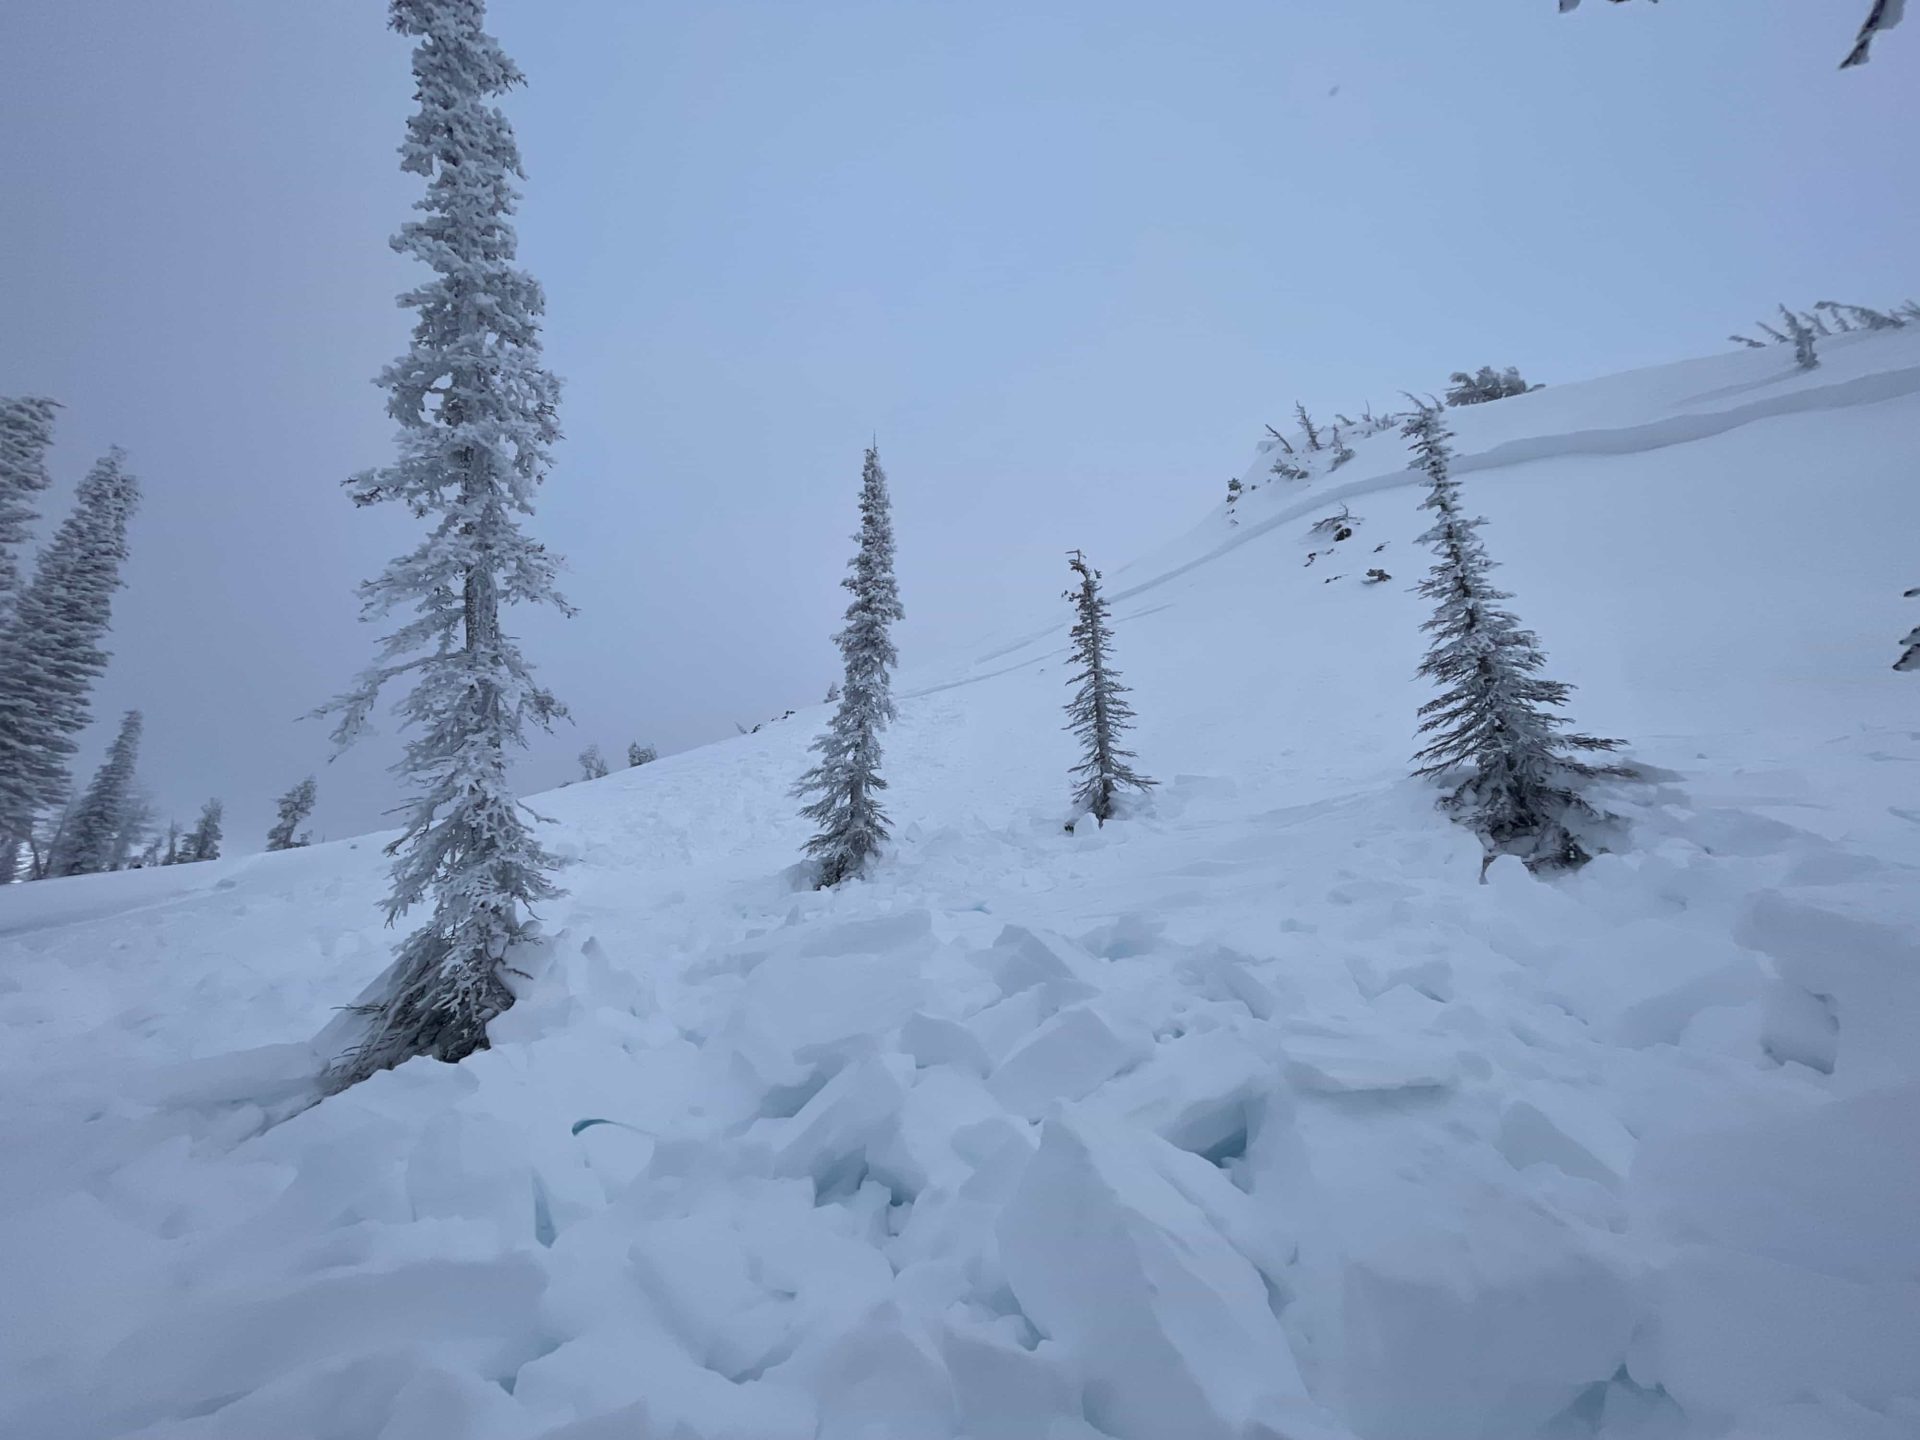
4,331,1920,1439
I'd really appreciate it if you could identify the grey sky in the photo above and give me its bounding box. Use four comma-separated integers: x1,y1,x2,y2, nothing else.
0,1,1913,850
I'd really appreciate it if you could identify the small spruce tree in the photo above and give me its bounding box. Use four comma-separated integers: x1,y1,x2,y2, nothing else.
1896,587,1920,672
627,741,657,767
1295,402,1322,451
578,744,609,780
794,444,904,887
49,709,143,877
1063,550,1155,826
1781,306,1819,370
180,798,224,863
1405,404,1627,869
266,776,319,851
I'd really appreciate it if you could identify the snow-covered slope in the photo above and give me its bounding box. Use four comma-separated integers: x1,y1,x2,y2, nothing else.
5,332,1920,1440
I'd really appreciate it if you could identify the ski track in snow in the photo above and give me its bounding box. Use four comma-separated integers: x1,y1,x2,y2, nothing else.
4,333,1920,1440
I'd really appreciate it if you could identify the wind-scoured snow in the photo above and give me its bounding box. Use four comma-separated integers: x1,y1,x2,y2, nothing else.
3,332,1919,1439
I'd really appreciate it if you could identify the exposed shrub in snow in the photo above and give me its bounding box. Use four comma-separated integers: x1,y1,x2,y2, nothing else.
1294,402,1322,452
1311,505,1358,542
1406,403,1629,869
1897,587,1920,671
1063,550,1154,825
626,741,657,767
1225,475,1242,526
1445,366,1533,407
795,445,904,888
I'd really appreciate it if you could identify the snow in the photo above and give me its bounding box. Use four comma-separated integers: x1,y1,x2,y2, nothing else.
4,329,1920,1438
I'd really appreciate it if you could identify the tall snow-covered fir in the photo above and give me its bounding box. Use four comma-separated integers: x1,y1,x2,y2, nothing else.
794,445,904,888
0,396,59,620
266,776,319,851
1063,550,1155,825
0,447,138,881
320,0,570,1090
1405,404,1627,869
48,709,143,877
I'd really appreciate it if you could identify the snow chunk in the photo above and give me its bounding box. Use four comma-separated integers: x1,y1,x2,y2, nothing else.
1282,1033,1456,1095
996,1114,1319,1440
987,1004,1151,1118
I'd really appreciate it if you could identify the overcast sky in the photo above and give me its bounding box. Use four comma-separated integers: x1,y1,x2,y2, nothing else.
0,1,1913,851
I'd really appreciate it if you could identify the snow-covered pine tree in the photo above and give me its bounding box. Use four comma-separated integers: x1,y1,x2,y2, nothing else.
1781,305,1819,370
579,744,609,780
1329,427,1356,470
318,0,571,1090
1896,587,1920,671
626,741,656,767
266,776,318,851
793,444,904,888
0,448,139,879
47,709,143,877
1063,550,1155,826
179,798,223,863
0,396,59,619
1405,403,1627,870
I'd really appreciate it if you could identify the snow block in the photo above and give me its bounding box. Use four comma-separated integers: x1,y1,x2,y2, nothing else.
899,1010,993,1077
987,1005,1151,1118
753,1054,909,1194
1282,1033,1455,1095
1496,1089,1636,1189
1635,1245,1920,1416
997,1114,1314,1440
1632,1082,1920,1285
941,1322,1079,1440
803,1301,956,1440
1087,1026,1274,1163
1736,893,1920,1088
1336,1202,1635,1440
735,936,926,1072
980,924,1096,999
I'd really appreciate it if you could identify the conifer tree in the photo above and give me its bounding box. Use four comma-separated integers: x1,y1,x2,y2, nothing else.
48,709,143,877
1405,404,1627,869
0,396,59,619
794,445,903,888
578,744,609,780
626,741,657,767
266,776,318,851
0,448,139,878
1781,306,1819,370
319,0,570,1089
1295,402,1322,451
1063,550,1155,825
179,798,223,863
1896,587,1920,672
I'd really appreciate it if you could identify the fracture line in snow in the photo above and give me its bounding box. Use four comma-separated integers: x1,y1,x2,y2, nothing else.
946,362,1920,683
